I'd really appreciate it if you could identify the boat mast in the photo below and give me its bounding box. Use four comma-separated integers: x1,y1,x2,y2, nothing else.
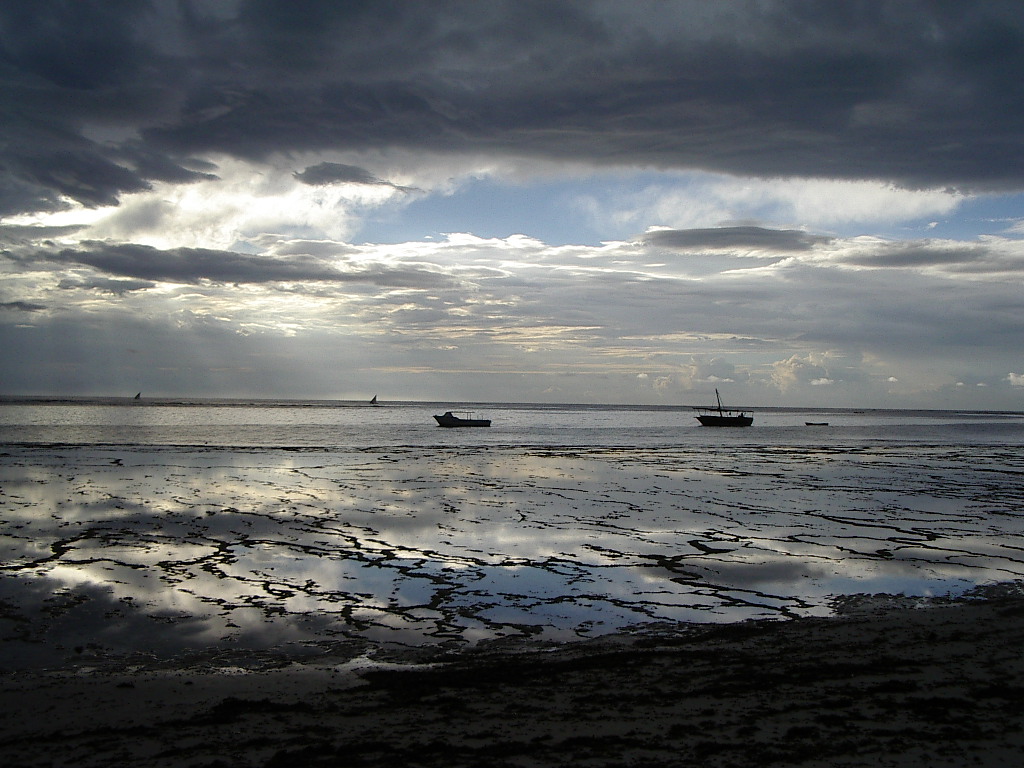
715,388,723,415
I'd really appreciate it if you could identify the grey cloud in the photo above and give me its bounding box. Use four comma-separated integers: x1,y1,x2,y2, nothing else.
4,1,1024,215
643,226,830,252
839,247,983,268
0,224,86,246
0,174,72,217
294,161,418,193
840,243,988,268
294,162,383,186
268,239,360,257
115,143,220,186
0,300,45,312
834,241,1024,273
8,150,152,209
767,262,1024,359
0,0,151,90
53,242,454,288
57,276,156,294
55,242,341,284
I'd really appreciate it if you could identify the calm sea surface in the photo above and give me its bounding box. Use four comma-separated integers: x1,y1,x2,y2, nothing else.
2,397,1024,669
2,396,1023,448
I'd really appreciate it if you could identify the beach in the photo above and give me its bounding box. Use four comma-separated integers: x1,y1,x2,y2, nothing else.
2,400,1024,765
3,592,1024,767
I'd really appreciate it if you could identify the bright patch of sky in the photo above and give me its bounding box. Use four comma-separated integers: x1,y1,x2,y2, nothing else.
355,170,1005,248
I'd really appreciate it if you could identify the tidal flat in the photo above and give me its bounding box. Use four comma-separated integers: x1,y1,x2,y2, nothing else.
2,439,1023,666
3,426,1024,766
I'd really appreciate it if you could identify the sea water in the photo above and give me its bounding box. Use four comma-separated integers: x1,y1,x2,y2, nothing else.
2,397,1023,668
2,396,1022,449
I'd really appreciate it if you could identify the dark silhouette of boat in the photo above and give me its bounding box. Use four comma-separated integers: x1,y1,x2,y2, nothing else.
369,395,379,406
805,421,829,426
694,389,753,427
434,411,491,428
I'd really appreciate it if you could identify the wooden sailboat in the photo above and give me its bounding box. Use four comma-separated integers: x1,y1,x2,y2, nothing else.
694,388,753,427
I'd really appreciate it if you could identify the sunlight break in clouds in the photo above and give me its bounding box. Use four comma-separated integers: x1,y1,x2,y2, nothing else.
82,158,409,250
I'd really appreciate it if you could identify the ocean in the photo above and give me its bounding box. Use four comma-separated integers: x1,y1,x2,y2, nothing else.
2,397,1024,669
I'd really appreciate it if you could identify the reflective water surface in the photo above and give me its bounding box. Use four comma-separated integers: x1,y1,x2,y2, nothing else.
2,400,1024,669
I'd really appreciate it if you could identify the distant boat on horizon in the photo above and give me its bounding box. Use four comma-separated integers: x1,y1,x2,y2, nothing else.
133,392,141,400
370,395,379,406
694,389,753,427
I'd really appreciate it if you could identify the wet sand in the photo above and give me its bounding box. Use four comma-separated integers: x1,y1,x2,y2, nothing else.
3,592,1024,768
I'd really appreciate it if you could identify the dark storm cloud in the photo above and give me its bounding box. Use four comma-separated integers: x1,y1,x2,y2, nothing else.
643,226,831,252
4,1,1024,216
52,242,453,288
114,143,220,186
0,0,198,213
7,150,151,210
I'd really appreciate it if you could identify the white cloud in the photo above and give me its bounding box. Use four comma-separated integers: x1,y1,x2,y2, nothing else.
1008,373,1024,387
770,354,832,392
721,178,965,228
676,356,740,387
7,197,1024,406
82,157,406,250
28,149,540,253
579,172,967,235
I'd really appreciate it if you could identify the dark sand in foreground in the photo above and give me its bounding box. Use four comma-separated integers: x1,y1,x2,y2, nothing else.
3,594,1024,767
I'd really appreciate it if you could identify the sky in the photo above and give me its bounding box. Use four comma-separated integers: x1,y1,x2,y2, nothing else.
2,0,1024,409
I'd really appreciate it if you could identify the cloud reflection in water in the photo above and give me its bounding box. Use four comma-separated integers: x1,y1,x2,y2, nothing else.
2,441,1023,668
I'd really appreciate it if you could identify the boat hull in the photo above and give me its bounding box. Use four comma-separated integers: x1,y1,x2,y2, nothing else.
434,413,491,428
694,388,753,427
696,415,753,427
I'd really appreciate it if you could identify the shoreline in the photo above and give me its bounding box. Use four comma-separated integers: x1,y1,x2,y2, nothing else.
4,594,1024,767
